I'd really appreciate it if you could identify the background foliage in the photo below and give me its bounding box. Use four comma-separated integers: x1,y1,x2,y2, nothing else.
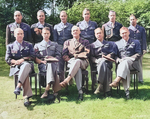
0,0,150,56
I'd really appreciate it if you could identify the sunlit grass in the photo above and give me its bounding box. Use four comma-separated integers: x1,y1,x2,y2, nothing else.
0,53,150,119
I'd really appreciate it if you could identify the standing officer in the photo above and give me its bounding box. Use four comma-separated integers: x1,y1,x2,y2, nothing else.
90,28,119,94
128,14,147,84
109,27,141,99
5,28,35,106
102,10,122,41
31,10,54,44
6,11,32,46
34,27,61,98
76,8,98,44
60,26,90,100
54,11,73,82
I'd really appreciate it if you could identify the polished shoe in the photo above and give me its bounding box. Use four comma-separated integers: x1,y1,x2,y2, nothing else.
125,90,130,100
14,87,21,95
54,93,60,103
109,81,119,88
24,98,31,107
78,93,83,101
94,84,101,94
41,90,49,98
139,80,144,84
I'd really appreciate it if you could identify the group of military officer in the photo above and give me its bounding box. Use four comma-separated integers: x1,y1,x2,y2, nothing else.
5,8,147,106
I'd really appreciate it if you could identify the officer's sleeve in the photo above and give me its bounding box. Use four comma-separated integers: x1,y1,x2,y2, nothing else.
62,40,69,56
102,25,106,40
130,40,141,60
31,24,36,44
89,44,97,63
29,44,35,60
5,45,12,65
50,25,54,41
53,25,58,42
27,26,33,43
6,25,11,46
142,27,147,51
112,42,121,60
55,43,61,59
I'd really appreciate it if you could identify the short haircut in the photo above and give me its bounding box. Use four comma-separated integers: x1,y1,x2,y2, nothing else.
120,27,129,32
60,10,67,15
14,28,24,37
71,25,80,32
42,27,50,33
37,10,45,16
130,14,137,19
82,8,90,14
109,10,116,15
14,11,22,16
94,27,103,33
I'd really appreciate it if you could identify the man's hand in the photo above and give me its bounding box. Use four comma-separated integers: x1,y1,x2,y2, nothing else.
63,55,70,62
143,50,147,55
41,60,47,64
73,54,78,58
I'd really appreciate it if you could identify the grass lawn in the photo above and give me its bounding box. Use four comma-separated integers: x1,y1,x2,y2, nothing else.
0,53,150,119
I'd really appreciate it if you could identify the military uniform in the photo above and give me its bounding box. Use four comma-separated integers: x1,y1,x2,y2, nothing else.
54,22,73,45
34,40,61,93
62,38,90,93
128,25,147,81
76,20,98,44
102,21,122,41
54,22,73,81
5,41,35,99
115,38,141,93
90,40,119,92
31,22,54,44
6,22,32,45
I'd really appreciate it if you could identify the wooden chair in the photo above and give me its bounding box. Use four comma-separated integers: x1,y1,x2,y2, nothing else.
117,69,139,93
38,71,61,95
14,72,37,99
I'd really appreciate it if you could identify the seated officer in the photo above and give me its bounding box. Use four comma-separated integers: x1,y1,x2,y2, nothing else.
109,27,141,99
90,28,118,94
6,11,32,46
31,10,54,44
59,26,90,100
102,10,122,41
77,8,98,44
34,27,61,98
5,28,35,106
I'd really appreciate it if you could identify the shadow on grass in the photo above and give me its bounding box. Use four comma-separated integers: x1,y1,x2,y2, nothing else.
26,82,150,110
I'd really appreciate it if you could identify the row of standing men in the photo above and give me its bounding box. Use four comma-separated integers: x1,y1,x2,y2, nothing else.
5,9,147,106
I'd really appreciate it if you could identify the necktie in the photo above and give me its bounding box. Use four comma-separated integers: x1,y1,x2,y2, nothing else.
17,24,20,28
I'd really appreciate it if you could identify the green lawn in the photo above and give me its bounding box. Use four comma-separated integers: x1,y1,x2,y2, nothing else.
0,53,150,119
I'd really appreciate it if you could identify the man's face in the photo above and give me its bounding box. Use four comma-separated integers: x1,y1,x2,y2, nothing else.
82,10,90,21
120,29,130,41
14,11,22,23
60,12,67,23
14,29,24,43
130,16,137,26
108,12,116,22
37,12,45,23
42,29,50,41
95,29,104,42
72,27,80,38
